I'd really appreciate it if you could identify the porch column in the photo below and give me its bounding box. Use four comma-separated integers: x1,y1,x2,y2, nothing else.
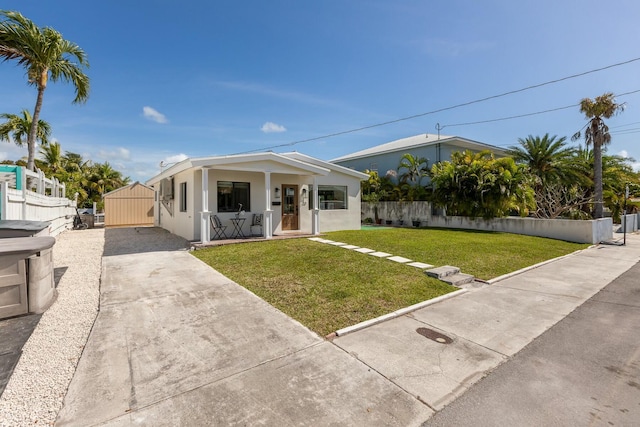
200,167,211,243
264,171,273,239
312,176,320,235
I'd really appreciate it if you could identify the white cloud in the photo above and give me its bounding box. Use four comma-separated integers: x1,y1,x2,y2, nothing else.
142,106,168,124
617,150,640,171
98,147,131,161
261,121,287,133
0,143,27,162
158,153,189,169
164,153,188,164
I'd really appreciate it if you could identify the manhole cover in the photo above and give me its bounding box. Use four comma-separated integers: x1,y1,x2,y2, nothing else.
416,327,453,344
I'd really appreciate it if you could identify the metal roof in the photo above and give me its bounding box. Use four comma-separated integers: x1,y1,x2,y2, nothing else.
330,134,507,163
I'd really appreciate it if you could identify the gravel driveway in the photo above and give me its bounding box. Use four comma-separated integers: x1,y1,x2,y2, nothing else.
0,227,190,427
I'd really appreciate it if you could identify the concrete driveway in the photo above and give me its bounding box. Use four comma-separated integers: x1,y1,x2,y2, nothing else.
56,228,430,426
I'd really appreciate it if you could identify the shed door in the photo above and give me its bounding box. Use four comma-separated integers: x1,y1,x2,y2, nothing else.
281,185,299,230
0,260,27,319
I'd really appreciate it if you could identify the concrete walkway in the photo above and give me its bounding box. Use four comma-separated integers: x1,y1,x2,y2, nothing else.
56,229,640,425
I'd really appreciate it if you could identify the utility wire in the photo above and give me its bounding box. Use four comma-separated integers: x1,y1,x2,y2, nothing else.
233,57,640,155
439,104,578,129
612,121,640,129
440,89,640,129
612,128,640,135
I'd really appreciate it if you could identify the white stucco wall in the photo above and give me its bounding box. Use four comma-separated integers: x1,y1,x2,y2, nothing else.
311,172,363,232
153,161,364,242
154,168,197,240
361,201,614,244
428,215,613,244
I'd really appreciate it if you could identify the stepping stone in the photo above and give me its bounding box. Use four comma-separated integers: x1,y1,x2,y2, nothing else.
388,256,412,263
354,248,375,253
307,237,324,242
442,273,475,287
328,241,347,246
341,245,360,250
407,262,434,269
369,251,392,258
315,239,335,244
425,265,460,279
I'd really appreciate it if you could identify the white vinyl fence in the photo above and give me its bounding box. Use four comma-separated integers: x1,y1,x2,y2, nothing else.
0,165,76,236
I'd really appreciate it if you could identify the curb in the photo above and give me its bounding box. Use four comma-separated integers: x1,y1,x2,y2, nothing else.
334,288,468,337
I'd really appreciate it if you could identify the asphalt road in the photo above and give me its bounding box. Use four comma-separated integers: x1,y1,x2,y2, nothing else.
424,260,640,427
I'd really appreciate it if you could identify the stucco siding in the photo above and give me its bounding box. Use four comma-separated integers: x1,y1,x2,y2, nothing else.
148,152,366,242
155,169,196,239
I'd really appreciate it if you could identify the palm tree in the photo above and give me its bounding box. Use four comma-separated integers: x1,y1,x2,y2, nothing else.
0,109,50,148
89,162,128,199
430,150,531,218
507,134,576,188
0,10,89,171
573,146,640,220
572,92,625,218
37,141,64,174
62,152,92,203
397,153,429,186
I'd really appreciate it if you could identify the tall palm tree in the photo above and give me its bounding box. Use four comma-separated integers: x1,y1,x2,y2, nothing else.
0,10,89,171
507,134,576,188
0,109,50,148
572,92,625,218
573,146,640,219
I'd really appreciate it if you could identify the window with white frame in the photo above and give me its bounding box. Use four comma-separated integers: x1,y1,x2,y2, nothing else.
217,181,250,212
309,185,347,210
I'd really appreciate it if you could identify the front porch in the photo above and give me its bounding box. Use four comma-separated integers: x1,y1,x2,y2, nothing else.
195,155,330,243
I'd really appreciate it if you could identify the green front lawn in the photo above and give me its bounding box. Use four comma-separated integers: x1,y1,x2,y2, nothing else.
193,228,589,336
327,228,589,280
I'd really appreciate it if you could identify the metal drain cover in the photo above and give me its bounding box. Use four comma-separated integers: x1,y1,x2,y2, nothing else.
416,327,453,344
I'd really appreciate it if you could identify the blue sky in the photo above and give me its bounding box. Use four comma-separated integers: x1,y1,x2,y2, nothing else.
1,1,639,182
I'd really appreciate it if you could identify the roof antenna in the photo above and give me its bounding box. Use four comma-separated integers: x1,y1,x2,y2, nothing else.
435,123,444,140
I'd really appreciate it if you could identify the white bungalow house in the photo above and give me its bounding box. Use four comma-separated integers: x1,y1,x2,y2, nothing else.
331,133,507,179
145,151,368,243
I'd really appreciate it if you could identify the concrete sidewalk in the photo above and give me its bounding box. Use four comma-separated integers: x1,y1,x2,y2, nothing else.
424,250,640,426
55,229,640,425
333,233,640,413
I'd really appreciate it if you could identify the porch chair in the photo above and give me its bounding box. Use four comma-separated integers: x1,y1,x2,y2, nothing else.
210,215,228,240
250,213,263,237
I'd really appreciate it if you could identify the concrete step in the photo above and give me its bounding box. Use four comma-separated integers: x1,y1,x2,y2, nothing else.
425,265,460,279
441,273,476,287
